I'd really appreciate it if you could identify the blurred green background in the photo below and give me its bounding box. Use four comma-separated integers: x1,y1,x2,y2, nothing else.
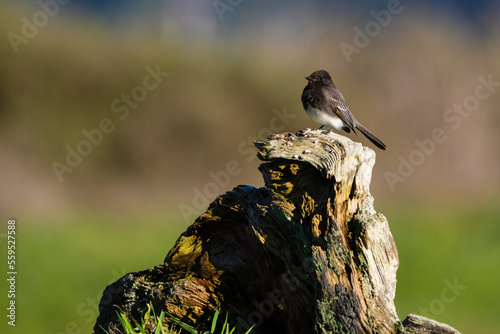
1,0,500,333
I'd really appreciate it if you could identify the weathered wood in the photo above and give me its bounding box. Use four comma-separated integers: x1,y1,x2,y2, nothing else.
400,314,461,334
93,129,460,334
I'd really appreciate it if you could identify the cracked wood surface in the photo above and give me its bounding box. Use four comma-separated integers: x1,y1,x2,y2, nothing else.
94,129,460,334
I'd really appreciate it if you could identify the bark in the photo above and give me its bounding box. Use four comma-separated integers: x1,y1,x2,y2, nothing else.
93,129,460,334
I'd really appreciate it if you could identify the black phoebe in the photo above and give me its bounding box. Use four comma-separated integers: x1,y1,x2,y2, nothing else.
301,70,387,150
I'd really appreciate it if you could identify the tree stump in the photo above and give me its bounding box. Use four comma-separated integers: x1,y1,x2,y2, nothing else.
93,129,460,334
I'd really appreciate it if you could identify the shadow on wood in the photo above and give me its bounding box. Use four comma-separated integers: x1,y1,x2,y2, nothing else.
93,129,460,334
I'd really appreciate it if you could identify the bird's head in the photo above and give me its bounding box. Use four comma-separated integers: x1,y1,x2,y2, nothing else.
305,70,334,87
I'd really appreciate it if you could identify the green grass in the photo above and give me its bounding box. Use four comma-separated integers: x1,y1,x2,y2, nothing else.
2,204,499,334
386,203,500,334
2,213,186,334
102,304,253,334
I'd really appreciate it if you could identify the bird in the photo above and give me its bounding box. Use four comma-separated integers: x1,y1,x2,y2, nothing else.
301,70,387,150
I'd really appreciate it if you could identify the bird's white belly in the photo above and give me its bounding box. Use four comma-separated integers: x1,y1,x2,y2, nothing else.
306,105,344,130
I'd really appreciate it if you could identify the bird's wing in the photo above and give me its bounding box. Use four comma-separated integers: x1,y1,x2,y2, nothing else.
322,87,357,133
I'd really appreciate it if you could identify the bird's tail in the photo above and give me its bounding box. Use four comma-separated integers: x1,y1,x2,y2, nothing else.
354,122,387,150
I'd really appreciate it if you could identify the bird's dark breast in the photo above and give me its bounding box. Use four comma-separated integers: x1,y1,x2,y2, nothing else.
301,86,315,109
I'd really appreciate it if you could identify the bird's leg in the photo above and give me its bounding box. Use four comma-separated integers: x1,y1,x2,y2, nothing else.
319,125,324,129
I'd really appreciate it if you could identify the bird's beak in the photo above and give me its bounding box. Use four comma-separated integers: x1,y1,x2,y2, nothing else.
305,76,311,80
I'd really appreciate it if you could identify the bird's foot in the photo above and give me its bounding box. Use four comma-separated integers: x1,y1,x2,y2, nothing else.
317,125,332,135
321,128,332,135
